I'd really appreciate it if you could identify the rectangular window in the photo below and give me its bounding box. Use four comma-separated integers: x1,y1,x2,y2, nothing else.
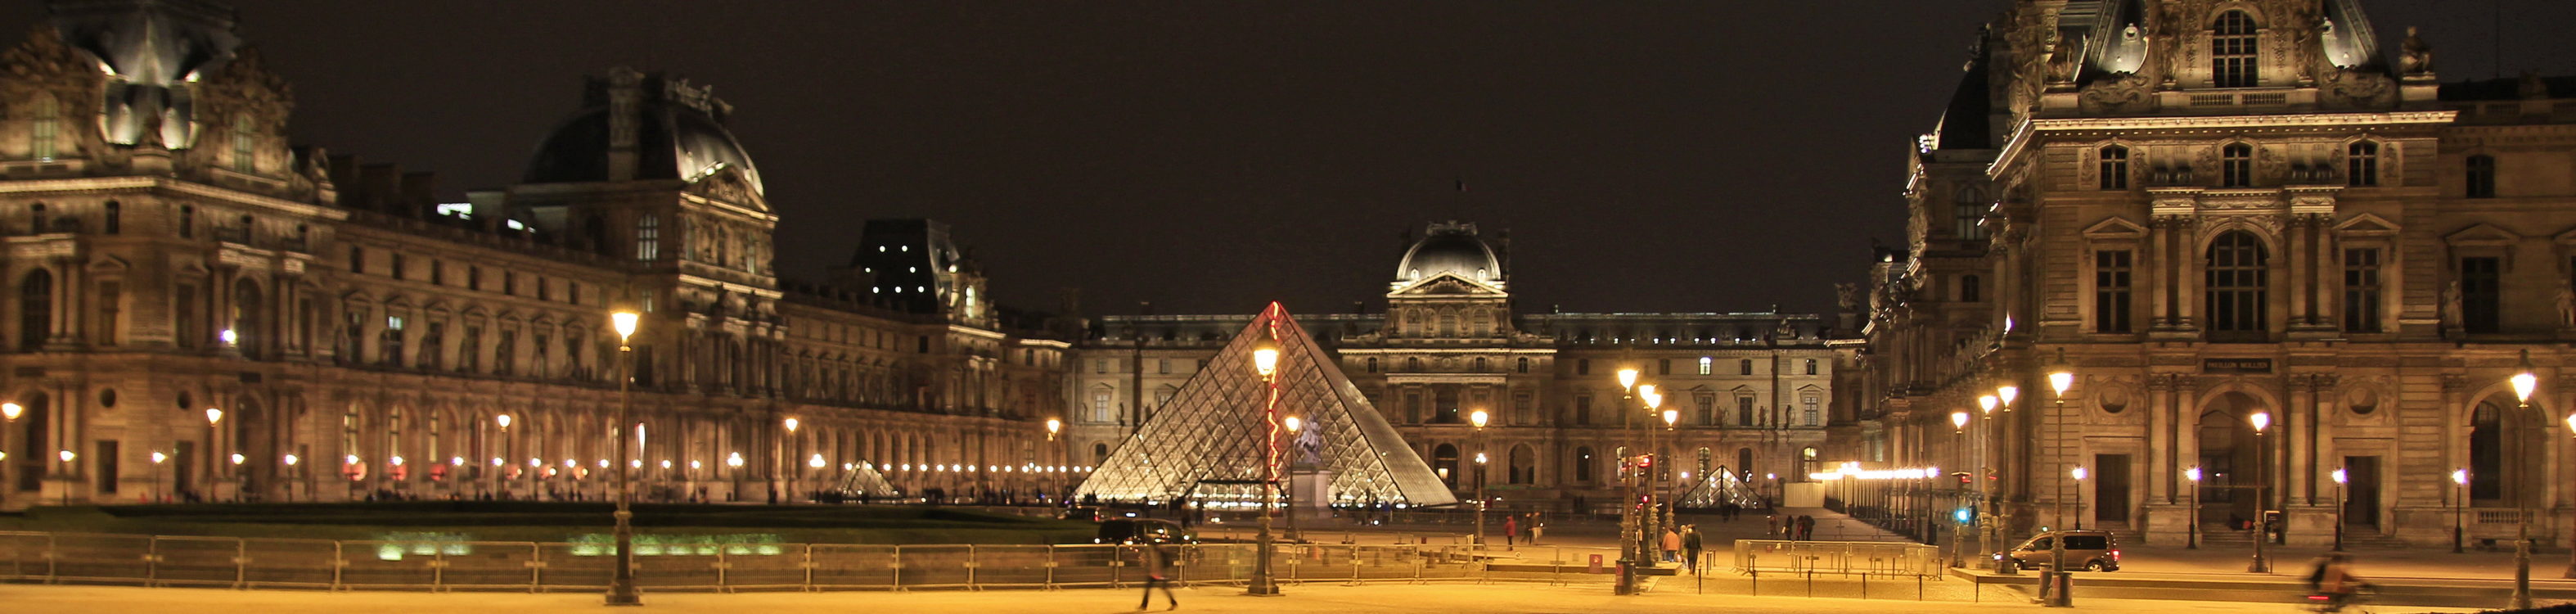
1736,397,1756,427
1157,359,1169,374
1801,395,1821,427
1091,391,1111,422
2342,248,2382,333
1407,391,1427,425
173,285,198,350
2467,155,2497,198
390,253,404,281
1512,392,1534,425
2213,14,2259,88
2095,250,2133,332
1658,359,1670,376
1696,395,1716,427
460,325,482,372
1093,359,1107,374
347,246,363,274
2099,146,2128,190
1573,394,1592,426
232,116,256,173
2461,257,2502,334
494,329,516,377
636,214,660,261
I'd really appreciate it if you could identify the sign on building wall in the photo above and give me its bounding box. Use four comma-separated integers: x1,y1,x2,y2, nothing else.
2200,359,2272,373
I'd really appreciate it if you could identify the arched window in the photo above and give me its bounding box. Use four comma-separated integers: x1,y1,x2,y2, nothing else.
635,214,660,261
1365,357,1378,372
1092,443,1110,463
1574,446,1596,483
2347,142,2380,187
2205,231,2268,333
19,269,50,350
2222,143,2254,187
2470,402,2503,502
2099,145,2129,190
1953,187,1986,239
2213,11,2259,88
2466,154,2498,198
1432,443,1460,489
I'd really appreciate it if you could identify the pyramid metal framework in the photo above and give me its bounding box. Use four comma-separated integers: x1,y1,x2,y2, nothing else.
1675,470,1763,510
834,463,898,498
1075,303,1457,508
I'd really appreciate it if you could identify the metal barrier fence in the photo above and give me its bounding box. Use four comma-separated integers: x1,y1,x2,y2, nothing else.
1730,540,1943,577
0,530,1563,592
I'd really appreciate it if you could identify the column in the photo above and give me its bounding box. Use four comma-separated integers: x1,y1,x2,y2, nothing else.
2286,217,2310,328
2147,376,2173,503
2148,219,2171,326
2175,219,2199,327
2287,379,2313,505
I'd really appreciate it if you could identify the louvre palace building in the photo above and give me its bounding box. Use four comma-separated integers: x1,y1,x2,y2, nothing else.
1848,0,2576,549
0,0,1844,512
0,0,1088,510
1069,221,1838,514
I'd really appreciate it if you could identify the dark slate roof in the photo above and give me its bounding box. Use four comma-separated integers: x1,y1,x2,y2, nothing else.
2439,75,2576,102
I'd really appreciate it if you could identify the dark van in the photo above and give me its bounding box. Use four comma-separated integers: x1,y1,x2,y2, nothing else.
1095,518,1191,544
1994,530,2119,571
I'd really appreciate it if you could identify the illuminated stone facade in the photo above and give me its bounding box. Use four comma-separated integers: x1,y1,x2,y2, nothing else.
1070,222,1839,513
0,1,1076,510
1849,0,2576,548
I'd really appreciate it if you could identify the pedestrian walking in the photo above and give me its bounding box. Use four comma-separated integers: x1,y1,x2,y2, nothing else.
1798,515,1815,541
1504,516,1519,549
1683,525,1704,573
1529,521,1546,545
1660,526,1682,563
1138,539,1178,611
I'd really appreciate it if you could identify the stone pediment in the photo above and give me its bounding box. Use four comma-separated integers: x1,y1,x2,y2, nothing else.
2444,223,2520,247
2081,217,2147,239
2335,213,2399,236
1389,271,1505,296
686,165,768,213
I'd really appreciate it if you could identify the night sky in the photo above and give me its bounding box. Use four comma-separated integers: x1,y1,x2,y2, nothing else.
5,1,2573,318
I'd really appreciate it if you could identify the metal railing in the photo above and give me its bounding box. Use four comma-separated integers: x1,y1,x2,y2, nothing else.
1731,540,1943,577
0,530,1573,592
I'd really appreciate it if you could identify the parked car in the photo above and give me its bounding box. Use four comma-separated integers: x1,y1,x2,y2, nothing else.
1061,506,1105,522
1993,530,2119,571
1095,518,1191,544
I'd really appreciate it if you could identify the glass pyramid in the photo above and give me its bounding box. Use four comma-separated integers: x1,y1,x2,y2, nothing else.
834,462,898,498
1675,469,1764,510
1074,303,1457,508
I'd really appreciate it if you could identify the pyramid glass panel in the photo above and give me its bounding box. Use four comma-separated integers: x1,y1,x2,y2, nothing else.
1675,469,1764,510
1076,303,1456,508
833,462,898,498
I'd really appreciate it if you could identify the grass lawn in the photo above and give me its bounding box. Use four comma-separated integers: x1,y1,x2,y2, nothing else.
0,502,1097,544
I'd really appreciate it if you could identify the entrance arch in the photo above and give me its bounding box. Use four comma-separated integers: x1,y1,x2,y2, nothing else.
2194,391,2271,526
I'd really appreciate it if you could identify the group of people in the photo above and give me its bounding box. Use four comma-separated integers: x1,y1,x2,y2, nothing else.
1768,513,1818,540
1657,525,1707,571
1500,512,1547,548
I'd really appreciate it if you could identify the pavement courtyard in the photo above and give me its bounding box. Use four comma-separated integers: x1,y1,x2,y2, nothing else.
0,583,2511,614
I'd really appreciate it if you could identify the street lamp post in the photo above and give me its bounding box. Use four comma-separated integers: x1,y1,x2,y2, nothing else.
205,408,223,503
151,451,167,503
282,454,299,503
2453,468,2469,554
2,402,19,508
1245,334,1283,596
1615,366,1642,595
2565,413,2576,579
1951,411,1970,567
1640,383,1667,567
2510,352,2538,610
1470,409,1488,549
227,454,243,503
2041,356,2072,608
1978,393,2002,573
2330,467,2346,552
497,414,514,500
606,310,642,607
2249,411,2272,574
782,417,801,503
2069,467,2087,530
1660,406,1678,535
2185,467,2202,549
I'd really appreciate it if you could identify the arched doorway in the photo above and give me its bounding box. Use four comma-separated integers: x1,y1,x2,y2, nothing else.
1433,443,1459,489
2195,391,2268,527
14,392,46,492
2469,397,2547,508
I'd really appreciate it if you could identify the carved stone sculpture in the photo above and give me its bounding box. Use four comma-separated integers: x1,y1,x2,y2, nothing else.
2400,26,2433,75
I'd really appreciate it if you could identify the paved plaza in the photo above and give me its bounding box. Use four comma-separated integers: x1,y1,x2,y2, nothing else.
0,582,2514,614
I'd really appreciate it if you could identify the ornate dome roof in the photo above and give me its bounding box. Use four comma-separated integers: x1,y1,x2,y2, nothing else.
1396,222,1503,286
523,69,765,196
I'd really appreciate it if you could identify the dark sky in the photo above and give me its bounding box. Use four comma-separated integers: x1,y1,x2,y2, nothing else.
6,2,2573,318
